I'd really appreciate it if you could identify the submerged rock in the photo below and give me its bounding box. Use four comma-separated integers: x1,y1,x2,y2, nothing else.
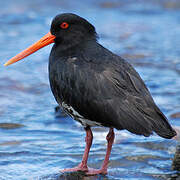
40,172,99,180
170,112,180,119
0,141,22,146
0,123,24,129
55,106,68,118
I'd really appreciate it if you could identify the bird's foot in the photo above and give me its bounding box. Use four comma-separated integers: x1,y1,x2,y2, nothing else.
60,163,88,173
60,165,107,176
85,167,107,176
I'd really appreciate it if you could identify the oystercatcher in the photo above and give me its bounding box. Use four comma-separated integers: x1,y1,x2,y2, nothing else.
4,13,176,175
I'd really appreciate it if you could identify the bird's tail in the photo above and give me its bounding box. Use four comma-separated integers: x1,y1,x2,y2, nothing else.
151,107,177,139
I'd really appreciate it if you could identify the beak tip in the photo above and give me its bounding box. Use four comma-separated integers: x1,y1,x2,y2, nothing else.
3,32,55,67
4,62,9,66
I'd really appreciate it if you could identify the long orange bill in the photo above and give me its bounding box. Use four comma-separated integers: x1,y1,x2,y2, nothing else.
4,32,56,66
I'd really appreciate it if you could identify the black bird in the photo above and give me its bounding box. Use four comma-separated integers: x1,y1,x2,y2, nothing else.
4,13,177,175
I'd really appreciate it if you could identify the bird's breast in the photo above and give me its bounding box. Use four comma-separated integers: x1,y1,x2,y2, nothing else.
49,55,86,106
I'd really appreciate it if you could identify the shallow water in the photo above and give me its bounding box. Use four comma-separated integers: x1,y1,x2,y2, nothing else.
0,0,180,179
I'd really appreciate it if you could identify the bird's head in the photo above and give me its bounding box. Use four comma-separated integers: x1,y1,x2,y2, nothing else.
51,13,96,46
4,13,97,66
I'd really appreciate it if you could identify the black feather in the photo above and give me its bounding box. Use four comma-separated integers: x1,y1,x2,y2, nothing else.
49,13,176,139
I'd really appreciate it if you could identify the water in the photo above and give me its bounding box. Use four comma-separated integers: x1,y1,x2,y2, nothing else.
0,0,180,179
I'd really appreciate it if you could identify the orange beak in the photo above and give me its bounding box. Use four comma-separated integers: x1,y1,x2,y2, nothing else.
4,32,56,66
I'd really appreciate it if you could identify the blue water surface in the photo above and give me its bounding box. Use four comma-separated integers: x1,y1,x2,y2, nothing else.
0,0,180,179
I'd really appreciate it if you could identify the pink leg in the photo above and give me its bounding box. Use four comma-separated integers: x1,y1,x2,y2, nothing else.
61,126,93,173
86,128,115,175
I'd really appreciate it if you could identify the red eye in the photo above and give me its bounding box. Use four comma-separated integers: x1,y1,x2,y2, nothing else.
60,22,69,29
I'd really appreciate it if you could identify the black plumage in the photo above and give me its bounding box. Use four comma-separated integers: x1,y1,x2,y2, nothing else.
49,13,176,139
5,12,177,175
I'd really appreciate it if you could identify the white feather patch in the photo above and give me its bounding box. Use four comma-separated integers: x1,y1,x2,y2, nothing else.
61,102,102,127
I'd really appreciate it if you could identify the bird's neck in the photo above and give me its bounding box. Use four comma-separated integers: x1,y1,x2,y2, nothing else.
53,38,97,57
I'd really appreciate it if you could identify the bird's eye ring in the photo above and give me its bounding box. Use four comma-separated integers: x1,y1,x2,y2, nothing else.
60,22,69,29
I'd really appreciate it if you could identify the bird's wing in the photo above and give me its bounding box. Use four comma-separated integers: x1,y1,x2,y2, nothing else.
72,58,176,138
